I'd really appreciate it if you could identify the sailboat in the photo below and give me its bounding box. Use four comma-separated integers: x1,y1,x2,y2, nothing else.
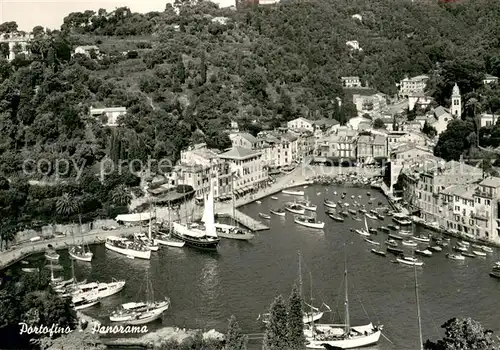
171,181,220,249
153,205,185,248
262,252,326,325
414,264,424,350
215,173,255,241
371,230,386,257
304,245,382,349
134,209,159,251
68,214,93,262
109,273,169,325
354,216,370,237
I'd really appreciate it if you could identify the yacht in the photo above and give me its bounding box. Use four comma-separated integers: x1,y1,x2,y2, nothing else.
105,236,151,259
285,202,305,215
171,185,220,250
392,214,412,225
294,215,325,229
110,299,170,323
64,280,126,299
72,294,100,310
282,189,304,196
355,217,371,237
297,199,317,211
154,231,185,248
396,256,424,266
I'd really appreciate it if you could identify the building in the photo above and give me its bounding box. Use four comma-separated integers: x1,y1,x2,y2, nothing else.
356,134,387,164
398,75,429,97
352,14,362,21
312,118,340,137
347,116,371,130
413,161,482,224
341,76,362,88
211,16,230,25
346,40,362,51
0,33,32,61
388,143,434,192
218,147,268,194
257,131,298,168
175,144,232,200
471,177,500,243
229,132,258,149
450,83,462,118
287,117,314,133
429,106,452,134
229,119,239,132
74,45,100,57
352,93,387,117
440,184,477,237
483,74,499,85
316,128,357,160
408,93,433,111
479,113,498,128
89,106,126,126
386,131,427,149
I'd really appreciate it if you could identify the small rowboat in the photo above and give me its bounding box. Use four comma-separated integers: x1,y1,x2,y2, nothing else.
259,213,271,220
473,250,487,257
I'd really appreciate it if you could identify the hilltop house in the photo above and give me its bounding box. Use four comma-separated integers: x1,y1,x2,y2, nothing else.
89,106,126,126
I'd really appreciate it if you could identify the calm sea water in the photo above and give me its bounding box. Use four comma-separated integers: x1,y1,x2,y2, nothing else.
19,185,500,349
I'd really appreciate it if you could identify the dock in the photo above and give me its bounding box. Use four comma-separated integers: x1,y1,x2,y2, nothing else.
217,209,269,231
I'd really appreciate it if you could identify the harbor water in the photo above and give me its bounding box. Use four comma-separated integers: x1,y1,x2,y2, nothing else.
17,185,500,349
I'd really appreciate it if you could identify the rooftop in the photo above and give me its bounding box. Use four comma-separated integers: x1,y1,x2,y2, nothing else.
391,142,432,155
231,132,258,144
441,184,477,200
479,177,500,188
218,146,261,160
402,75,429,82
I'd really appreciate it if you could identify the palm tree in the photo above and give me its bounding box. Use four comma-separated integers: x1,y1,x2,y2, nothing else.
111,184,132,206
55,193,79,217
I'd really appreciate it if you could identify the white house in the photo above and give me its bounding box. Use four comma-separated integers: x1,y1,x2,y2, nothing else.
399,75,429,97
347,116,371,130
351,14,362,21
483,74,499,85
287,117,314,132
346,40,362,51
229,132,259,149
74,45,100,57
408,93,433,111
89,106,126,126
211,16,230,25
341,76,362,88
479,113,498,128
430,106,453,134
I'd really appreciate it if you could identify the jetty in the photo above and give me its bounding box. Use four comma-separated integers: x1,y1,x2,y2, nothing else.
217,208,269,231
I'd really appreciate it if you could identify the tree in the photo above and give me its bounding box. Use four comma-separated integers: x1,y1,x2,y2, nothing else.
39,330,105,350
373,118,386,129
32,25,45,37
263,295,289,350
287,285,305,350
111,184,132,206
0,21,18,33
422,121,437,138
434,119,475,161
200,52,207,85
176,56,185,84
55,193,79,216
424,317,499,350
224,315,247,350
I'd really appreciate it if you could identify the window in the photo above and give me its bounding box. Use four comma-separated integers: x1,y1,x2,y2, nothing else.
487,200,491,205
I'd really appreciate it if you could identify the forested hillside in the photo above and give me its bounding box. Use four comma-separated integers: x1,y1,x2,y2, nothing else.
0,0,499,236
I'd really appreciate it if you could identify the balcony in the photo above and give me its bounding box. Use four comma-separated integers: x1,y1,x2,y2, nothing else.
475,188,493,198
472,211,489,221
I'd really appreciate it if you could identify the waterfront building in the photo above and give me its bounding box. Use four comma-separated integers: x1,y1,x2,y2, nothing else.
471,177,500,243
386,131,427,150
355,134,387,164
257,131,298,168
312,118,340,138
411,161,482,224
89,106,126,126
316,128,357,161
174,144,232,200
389,144,436,194
398,75,429,98
290,130,315,161
440,184,477,237
218,146,268,194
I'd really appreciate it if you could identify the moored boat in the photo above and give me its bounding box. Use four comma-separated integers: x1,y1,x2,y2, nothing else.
429,246,442,252
387,224,400,230
385,239,398,247
323,199,337,208
215,223,255,241
482,246,494,253
446,253,465,261
259,212,271,220
378,226,390,233
294,216,325,229
154,233,185,248
69,246,93,262
282,189,305,196
462,252,475,258
271,196,278,200
105,236,151,259
473,250,487,257
364,238,380,246
402,240,417,247
285,202,305,215
396,256,424,266
386,246,404,255
415,249,432,257
371,248,386,257
413,235,430,243
270,208,286,216
388,233,403,241
365,213,377,220
297,199,317,211
45,249,60,261
329,214,344,222
72,294,100,310
392,214,412,225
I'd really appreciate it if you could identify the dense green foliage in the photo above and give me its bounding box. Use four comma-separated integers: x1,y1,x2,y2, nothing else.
424,317,499,350
287,285,305,350
263,295,289,350
224,315,247,350
0,269,77,349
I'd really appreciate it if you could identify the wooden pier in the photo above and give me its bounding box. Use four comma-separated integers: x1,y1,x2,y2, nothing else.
217,208,269,231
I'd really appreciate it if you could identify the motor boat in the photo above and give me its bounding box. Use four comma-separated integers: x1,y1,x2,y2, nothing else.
285,203,305,215
396,256,424,266
415,249,432,257
282,189,304,196
294,216,325,229
446,253,465,261
270,208,286,216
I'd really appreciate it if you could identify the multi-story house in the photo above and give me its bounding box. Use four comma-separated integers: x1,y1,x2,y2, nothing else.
471,177,500,243
316,128,357,160
355,134,387,164
287,117,314,133
387,131,427,150
440,184,477,237
218,146,268,195
257,131,298,168
229,132,259,149
398,75,429,98
352,93,387,117
341,76,362,88
414,161,482,223
174,143,232,200
483,74,498,85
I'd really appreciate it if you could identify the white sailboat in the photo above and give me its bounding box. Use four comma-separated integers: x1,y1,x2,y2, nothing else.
134,209,159,251
171,181,220,249
68,215,93,262
354,216,370,237
304,245,382,349
153,204,185,248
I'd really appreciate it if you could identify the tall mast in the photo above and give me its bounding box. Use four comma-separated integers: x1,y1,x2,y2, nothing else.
344,244,350,334
298,250,303,297
309,271,314,331
231,172,236,227
414,264,423,350
148,203,152,241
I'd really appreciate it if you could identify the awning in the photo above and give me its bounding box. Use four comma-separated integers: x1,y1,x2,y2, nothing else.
116,212,155,222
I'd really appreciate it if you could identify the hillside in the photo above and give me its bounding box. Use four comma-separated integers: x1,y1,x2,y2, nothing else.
0,0,499,235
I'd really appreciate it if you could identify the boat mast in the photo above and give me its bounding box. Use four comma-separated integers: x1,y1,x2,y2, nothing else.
298,250,303,297
231,172,236,227
344,244,350,334
148,204,152,241
309,271,315,332
414,264,423,350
